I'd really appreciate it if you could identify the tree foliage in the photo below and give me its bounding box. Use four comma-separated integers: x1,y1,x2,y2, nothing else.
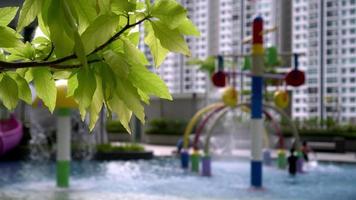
0,0,199,132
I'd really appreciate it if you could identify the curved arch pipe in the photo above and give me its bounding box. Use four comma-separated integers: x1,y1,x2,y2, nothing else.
263,111,284,149
203,106,270,155
202,103,300,155
202,105,269,155
262,104,301,149
203,107,232,154
192,106,226,150
262,123,270,149
183,103,224,149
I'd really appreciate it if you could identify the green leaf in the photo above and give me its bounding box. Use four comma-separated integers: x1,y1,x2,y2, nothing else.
89,74,104,130
112,0,136,13
144,22,169,67
7,72,32,104
0,7,18,26
123,38,149,65
16,68,33,82
61,0,88,68
81,13,120,54
53,71,72,80
178,18,200,36
74,68,97,119
73,32,88,68
37,12,50,37
0,75,19,110
129,64,172,100
0,26,23,48
66,0,97,33
17,0,43,32
137,89,150,104
104,50,146,123
145,0,151,10
67,73,78,97
151,0,187,29
96,62,116,102
127,31,140,46
96,0,112,14
6,42,35,61
103,50,130,79
108,95,132,133
45,0,74,57
32,36,50,45
114,78,145,123
32,68,57,112
150,21,190,56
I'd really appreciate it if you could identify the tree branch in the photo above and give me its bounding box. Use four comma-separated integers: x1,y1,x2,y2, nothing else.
0,59,103,72
0,16,150,70
43,43,55,61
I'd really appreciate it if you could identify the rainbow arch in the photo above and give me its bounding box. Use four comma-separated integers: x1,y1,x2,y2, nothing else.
183,103,300,153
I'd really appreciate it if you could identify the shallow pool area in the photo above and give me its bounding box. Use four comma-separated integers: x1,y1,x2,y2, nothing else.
0,158,355,200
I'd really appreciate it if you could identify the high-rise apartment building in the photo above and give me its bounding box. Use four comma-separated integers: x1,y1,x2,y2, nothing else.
142,0,281,95
290,0,309,121
142,0,356,122
305,0,356,123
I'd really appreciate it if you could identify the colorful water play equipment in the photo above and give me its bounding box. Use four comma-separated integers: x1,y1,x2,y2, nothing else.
181,101,299,176
250,16,265,187
55,80,78,188
180,15,306,188
222,87,238,107
274,90,290,109
211,56,227,87
0,115,23,155
33,80,78,188
285,54,305,87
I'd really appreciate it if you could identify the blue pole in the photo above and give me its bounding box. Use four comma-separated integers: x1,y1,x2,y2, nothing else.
250,16,264,188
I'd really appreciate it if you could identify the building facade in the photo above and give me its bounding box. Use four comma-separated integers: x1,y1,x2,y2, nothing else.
141,0,356,123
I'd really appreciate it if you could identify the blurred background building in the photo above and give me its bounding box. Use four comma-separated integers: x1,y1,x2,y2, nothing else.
140,0,356,124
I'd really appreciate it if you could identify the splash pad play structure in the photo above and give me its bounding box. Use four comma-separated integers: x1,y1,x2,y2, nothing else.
0,115,23,156
180,16,306,188
33,80,78,188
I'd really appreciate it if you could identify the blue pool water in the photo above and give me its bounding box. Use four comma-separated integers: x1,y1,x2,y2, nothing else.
0,158,355,200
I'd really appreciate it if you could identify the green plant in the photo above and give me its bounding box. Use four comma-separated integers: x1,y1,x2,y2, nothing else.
146,118,186,136
0,0,199,132
106,120,128,133
281,125,356,139
96,143,144,153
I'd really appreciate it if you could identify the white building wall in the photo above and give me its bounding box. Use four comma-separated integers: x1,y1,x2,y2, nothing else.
140,0,356,123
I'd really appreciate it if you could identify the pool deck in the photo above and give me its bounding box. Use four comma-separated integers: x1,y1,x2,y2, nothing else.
141,144,356,163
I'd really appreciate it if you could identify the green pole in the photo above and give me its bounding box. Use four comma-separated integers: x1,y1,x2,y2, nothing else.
191,151,200,173
56,108,71,188
277,149,287,169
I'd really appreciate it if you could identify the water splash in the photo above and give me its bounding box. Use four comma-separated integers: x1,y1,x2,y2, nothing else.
29,121,51,161
70,112,95,160
208,110,251,156
29,108,95,161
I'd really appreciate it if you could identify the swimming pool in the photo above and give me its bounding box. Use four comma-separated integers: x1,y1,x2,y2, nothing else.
0,158,355,200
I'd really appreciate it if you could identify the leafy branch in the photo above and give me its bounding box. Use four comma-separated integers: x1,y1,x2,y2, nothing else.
0,16,150,70
0,0,199,132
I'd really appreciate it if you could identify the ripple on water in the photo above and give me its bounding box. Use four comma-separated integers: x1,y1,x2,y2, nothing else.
0,159,355,200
